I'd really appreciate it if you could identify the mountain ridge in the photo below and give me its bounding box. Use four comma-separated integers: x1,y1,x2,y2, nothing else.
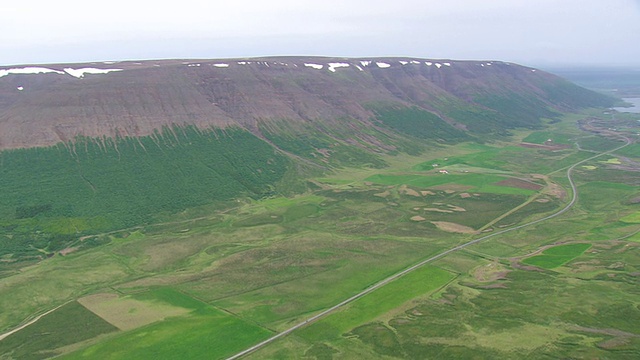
0,56,614,150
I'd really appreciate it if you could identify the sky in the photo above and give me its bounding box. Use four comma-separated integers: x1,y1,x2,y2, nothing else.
1,0,639,67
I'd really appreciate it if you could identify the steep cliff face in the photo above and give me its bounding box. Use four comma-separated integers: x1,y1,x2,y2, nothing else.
0,57,613,150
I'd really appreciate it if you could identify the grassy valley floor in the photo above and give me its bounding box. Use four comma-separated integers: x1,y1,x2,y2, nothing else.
1,111,639,359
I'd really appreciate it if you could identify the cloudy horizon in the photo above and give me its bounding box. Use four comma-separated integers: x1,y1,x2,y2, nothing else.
1,0,639,68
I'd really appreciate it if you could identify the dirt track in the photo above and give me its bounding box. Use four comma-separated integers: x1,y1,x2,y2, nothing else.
0,301,71,341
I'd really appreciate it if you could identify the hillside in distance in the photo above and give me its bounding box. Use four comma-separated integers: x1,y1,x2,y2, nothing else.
0,56,614,150
0,56,616,261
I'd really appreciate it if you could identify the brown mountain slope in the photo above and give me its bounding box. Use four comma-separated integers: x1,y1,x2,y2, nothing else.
0,57,612,150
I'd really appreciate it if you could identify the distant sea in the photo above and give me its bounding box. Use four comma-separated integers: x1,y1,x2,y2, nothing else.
613,98,640,113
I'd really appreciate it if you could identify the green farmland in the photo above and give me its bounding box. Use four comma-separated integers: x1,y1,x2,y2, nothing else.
522,243,592,269
1,111,640,359
64,289,272,360
299,265,454,342
365,173,537,195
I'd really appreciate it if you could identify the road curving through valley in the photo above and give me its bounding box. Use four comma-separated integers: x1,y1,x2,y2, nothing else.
226,135,633,360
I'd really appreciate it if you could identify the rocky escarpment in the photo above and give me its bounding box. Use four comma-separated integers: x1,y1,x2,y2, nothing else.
0,57,614,150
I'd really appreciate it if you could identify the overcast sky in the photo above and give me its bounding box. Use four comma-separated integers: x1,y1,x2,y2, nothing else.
1,0,639,67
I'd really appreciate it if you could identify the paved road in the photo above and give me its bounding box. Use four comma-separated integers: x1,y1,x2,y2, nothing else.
225,136,631,359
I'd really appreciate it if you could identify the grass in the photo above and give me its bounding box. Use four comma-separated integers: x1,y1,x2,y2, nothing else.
247,112,640,358
601,157,622,164
522,243,592,269
64,313,271,360
577,182,636,213
314,240,640,360
3,111,640,359
0,126,292,262
620,211,640,224
260,121,388,168
578,136,628,152
206,235,442,328
0,301,118,360
63,288,273,360
251,238,640,360
411,145,510,171
522,131,572,144
494,198,561,228
0,250,129,332
365,173,536,196
77,292,190,331
614,143,640,158
298,265,454,342
371,106,469,142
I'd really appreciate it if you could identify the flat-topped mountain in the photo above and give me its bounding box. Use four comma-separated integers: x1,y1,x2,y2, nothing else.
0,56,613,150
0,56,615,236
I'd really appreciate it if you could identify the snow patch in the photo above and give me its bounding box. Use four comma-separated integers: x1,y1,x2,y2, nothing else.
17,86,24,91
355,65,364,72
435,63,442,68
212,63,229,68
425,62,433,66
376,62,391,68
64,68,123,78
443,62,451,67
411,60,421,64
237,61,248,65
187,63,201,67
304,63,324,70
360,60,371,67
0,67,65,78
399,61,408,65
328,62,349,72
531,69,536,72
